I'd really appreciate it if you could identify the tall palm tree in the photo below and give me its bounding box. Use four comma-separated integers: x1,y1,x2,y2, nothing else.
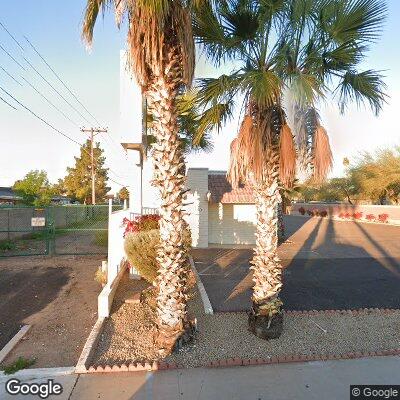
82,0,205,354
193,0,387,338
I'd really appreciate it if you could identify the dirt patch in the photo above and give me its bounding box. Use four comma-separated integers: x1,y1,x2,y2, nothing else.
0,255,102,368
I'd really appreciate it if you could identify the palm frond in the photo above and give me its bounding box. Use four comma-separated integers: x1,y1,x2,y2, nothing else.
82,0,114,46
312,124,333,182
336,69,387,115
196,74,243,106
279,124,296,187
322,0,387,45
242,70,282,108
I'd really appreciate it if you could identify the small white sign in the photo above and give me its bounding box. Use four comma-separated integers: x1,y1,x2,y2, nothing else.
31,217,46,227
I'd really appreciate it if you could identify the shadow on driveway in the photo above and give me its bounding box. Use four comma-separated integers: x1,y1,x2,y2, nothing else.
193,216,400,312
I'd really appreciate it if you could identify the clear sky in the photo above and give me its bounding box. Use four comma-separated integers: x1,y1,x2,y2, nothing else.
1,0,400,195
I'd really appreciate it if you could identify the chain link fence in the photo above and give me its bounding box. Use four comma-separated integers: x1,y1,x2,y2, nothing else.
0,204,123,257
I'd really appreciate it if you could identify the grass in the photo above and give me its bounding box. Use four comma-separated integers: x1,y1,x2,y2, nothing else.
1,357,36,375
0,239,16,252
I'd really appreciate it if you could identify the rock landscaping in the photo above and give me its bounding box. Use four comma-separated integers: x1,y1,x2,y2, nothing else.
88,270,400,370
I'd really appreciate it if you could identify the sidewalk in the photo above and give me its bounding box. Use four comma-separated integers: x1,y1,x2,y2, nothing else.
1,356,399,400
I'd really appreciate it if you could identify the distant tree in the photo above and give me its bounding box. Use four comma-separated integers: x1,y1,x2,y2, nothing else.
62,140,110,204
350,148,400,204
118,187,130,202
13,170,54,207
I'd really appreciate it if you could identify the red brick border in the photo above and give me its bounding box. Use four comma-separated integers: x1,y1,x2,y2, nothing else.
81,348,400,374
81,308,400,374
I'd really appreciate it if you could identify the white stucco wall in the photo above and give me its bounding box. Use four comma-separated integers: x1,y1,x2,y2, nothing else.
208,203,256,245
185,168,209,248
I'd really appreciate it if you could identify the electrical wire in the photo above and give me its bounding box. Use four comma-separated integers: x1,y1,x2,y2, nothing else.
0,84,84,147
0,94,17,110
0,44,26,70
24,35,102,126
0,65,22,86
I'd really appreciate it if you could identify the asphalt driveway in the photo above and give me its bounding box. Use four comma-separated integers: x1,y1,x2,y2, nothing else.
193,216,400,312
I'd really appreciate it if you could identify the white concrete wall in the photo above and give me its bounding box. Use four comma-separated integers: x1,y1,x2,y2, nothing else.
209,203,257,245
107,209,132,283
185,168,209,248
119,50,143,145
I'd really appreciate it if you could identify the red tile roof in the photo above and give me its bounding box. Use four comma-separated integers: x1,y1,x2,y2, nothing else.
208,173,254,204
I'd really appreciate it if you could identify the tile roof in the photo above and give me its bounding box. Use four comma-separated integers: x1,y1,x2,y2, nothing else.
208,173,254,204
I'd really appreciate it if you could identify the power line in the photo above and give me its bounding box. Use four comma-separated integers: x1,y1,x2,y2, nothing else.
0,21,24,51
20,75,80,128
24,35,101,126
1,85,130,187
0,84,84,147
0,44,26,70
1,22,130,167
0,65,22,86
22,56,92,125
0,95,17,110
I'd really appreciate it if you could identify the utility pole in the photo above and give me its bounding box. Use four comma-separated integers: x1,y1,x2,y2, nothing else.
80,127,108,205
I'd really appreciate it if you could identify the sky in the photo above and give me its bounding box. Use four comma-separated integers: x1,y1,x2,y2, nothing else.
1,0,400,202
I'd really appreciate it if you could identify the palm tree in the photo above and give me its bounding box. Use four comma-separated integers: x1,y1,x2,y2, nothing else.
193,0,387,339
82,0,206,354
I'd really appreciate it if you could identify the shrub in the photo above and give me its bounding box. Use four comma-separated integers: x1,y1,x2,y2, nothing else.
312,209,320,217
94,267,107,286
338,212,345,219
298,207,305,215
366,214,376,221
307,209,313,216
353,212,363,220
344,212,352,219
124,228,192,284
378,213,389,223
123,214,160,237
320,210,328,217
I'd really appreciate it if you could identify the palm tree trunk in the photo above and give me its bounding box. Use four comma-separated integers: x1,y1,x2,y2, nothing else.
146,62,190,355
277,200,285,243
249,155,284,339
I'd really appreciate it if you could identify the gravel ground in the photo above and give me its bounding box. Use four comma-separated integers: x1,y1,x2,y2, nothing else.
92,274,161,366
91,273,400,368
167,290,400,368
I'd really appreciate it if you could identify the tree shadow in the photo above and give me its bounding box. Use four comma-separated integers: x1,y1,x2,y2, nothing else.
281,218,400,310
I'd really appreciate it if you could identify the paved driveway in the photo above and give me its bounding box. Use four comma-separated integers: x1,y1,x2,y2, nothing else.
193,216,400,312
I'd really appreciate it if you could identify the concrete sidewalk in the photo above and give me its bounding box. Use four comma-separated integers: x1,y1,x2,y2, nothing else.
1,357,399,399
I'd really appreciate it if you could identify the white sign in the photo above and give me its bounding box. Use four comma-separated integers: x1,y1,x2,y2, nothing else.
31,217,46,227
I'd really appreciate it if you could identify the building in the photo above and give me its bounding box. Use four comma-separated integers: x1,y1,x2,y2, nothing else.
185,168,257,248
0,187,21,205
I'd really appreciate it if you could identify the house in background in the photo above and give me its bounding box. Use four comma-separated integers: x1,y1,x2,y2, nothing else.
185,169,257,248
0,187,21,205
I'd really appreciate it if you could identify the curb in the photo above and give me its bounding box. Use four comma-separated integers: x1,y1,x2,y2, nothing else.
0,325,31,364
0,367,75,381
189,255,214,315
75,318,105,374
